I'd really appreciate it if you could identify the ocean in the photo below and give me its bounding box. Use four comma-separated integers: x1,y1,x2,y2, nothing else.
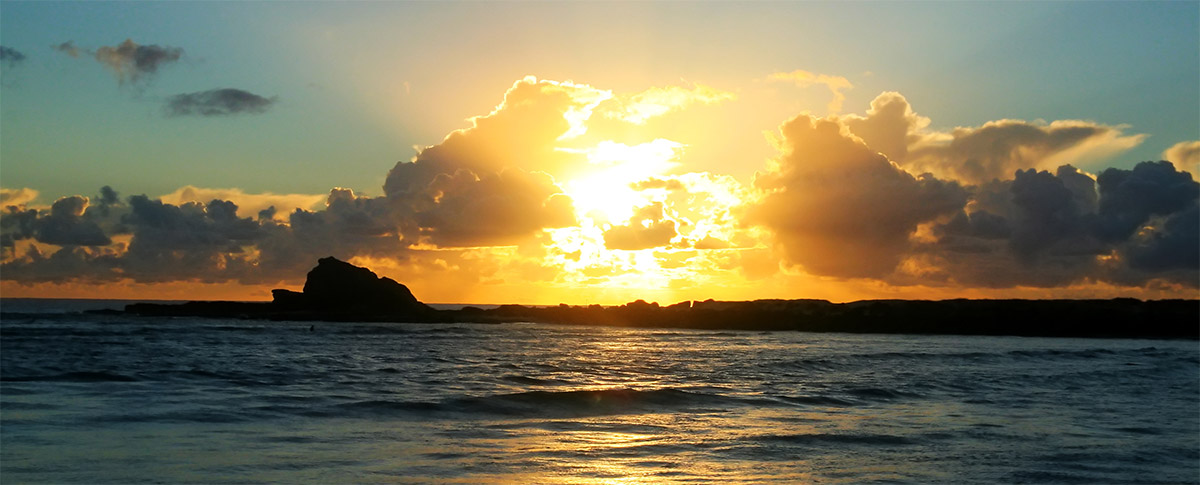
2,299,1197,483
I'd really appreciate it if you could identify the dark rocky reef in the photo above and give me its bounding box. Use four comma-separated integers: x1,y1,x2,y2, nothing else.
124,257,1199,339
470,298,1198,339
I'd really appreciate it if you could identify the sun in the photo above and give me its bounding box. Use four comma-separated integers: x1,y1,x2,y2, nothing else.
559,139,682,224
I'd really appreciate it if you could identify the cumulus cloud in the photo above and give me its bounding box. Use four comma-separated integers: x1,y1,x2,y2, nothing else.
387,77,607,185
841,91,929,162
381,77,598,247
747,114,967,278
51,41,81,58
409,168,576,247
1,46,27,67
0,186,398,284
1163,140,1200,178
165,89,277,117
93,39,183,84
1,188,39,207
1123,204,1198,273
603,202,679,250
767,70,853,113
159,186,325,220
841,92,1145,185
33,196,112,247
920,161,1199,288
1094,161,1199,242
0,205,37,257
910,120,1144,185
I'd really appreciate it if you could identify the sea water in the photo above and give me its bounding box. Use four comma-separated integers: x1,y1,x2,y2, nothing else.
2,299,1197,483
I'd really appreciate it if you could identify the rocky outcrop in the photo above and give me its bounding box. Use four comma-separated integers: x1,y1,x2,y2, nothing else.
273,257,433,316
126,257,445,322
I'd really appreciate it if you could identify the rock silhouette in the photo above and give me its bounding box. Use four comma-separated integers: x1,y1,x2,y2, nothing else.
127,257,443,322
273,257,431,315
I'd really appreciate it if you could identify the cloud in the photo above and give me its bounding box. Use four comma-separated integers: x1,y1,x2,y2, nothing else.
1095,161,1199,242
0,46,27,67
603,202,679,250
631,178,686,191
34,196,112,247
409,168,576,247
1,205,38,257
93,39,183,84
1,188,39,207
767,70,853,113
51,41,81,58
604,82,735,124
841,91,930,162
381,77,600,247
920,161,1199,288
165,89,278,117
910,120,1144,185
841,92,1145,185
747,114,968,278
4,78,602,286
1123,203,1198,273
158,186,325,220
1163,140,1200,179
387,77,608,186
1005,167,1097,261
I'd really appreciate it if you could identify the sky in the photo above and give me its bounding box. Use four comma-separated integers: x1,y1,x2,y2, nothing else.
1,1,1197,304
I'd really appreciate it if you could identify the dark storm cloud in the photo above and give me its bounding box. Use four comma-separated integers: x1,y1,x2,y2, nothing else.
93,39,183,84
165,89,277,117
0,46,27,67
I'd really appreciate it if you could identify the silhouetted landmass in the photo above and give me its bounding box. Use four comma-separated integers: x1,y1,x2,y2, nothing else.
123,257,1199,339
127,257,444,322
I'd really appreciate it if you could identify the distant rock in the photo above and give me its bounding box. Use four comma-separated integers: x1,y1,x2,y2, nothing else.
280,257,432,315
127,257,444,322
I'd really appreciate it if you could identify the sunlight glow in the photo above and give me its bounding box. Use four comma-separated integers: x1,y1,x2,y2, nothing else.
560,139,682,224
